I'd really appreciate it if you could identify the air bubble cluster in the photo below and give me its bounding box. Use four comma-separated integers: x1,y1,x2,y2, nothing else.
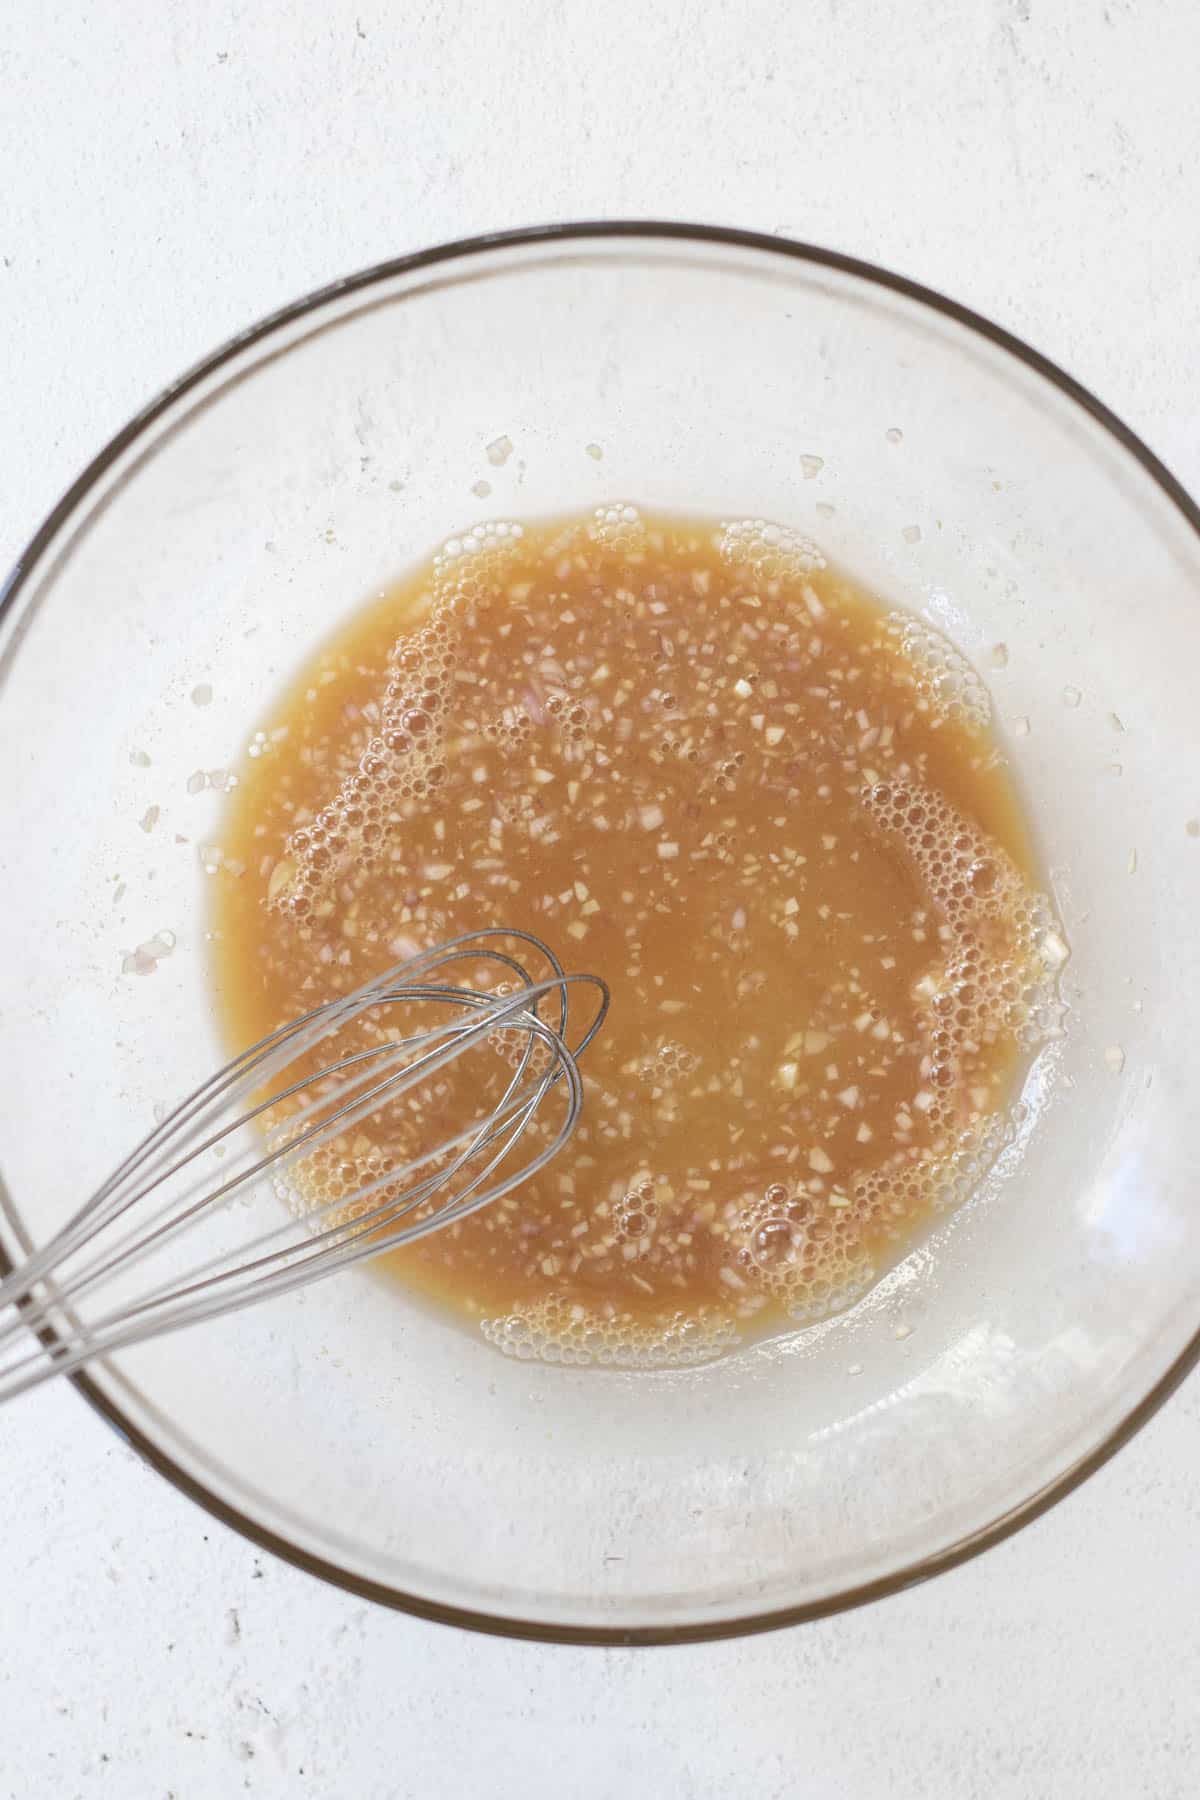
543,691,591,746
272,523,526,917
487,999,555,1079
614,1179,660,1246
729,1181,875,1325
588,501,646,554
854,1111,1012,1230
864,778,1063,1062
853,776,1065,1229
883,614,990,730
272,1135,402,1229
717,518,826,584
638,1039,701,1088
483,703,534,750
480,1295,739,1367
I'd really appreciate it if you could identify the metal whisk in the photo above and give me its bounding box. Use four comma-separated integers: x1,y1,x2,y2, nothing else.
0,929,608,1404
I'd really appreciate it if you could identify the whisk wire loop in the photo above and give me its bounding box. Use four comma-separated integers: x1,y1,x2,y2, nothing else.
0,930,607,1403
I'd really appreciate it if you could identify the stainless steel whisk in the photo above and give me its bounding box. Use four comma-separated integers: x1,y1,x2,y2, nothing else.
0,929,608,1404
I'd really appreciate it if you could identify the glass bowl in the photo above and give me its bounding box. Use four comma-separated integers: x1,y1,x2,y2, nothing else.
3,223,1199,1645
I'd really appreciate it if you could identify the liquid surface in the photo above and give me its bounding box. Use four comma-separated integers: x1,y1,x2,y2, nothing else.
213,508,1064,1365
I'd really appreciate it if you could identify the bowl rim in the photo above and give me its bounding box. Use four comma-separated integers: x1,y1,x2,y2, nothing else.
4,218,1199,1647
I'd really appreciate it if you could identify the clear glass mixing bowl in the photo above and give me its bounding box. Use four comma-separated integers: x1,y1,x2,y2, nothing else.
3,224,1199,1644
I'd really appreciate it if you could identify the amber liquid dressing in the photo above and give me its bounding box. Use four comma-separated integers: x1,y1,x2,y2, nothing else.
213,508,1062,1366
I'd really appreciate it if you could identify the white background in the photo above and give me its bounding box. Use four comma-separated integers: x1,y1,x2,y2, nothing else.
2,2,1199,1795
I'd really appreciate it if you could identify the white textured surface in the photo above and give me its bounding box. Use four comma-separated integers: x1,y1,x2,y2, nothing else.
3,1,1199,1793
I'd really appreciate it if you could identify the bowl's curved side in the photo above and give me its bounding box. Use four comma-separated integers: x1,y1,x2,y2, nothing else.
3,221,1199,1645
